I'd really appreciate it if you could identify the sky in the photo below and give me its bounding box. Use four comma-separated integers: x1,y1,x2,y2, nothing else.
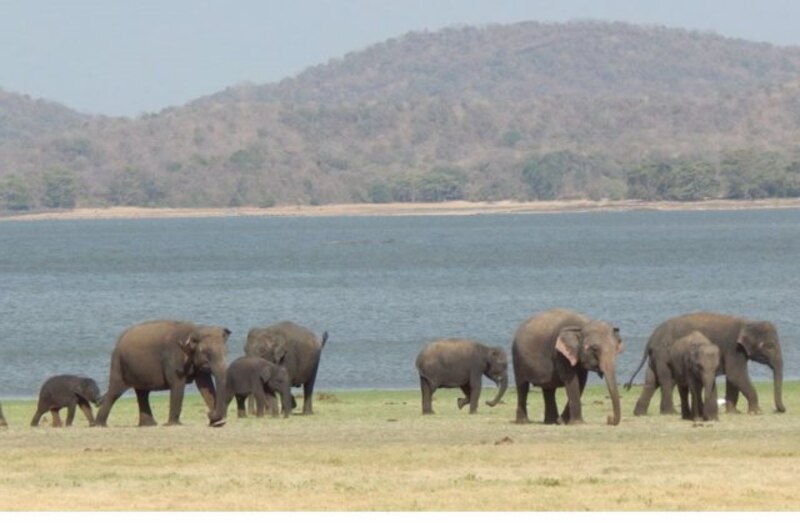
2,0,800,117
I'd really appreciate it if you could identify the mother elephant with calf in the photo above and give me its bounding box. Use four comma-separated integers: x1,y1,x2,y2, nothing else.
627,312,786,416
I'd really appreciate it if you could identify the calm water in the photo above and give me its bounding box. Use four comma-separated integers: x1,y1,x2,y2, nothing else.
1,209,798,397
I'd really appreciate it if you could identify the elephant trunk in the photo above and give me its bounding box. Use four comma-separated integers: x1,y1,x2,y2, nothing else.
281,385,294,418
602,363,621,426
208,364,228,427
485,374,508,407
773,360,785,413
702,376,716,421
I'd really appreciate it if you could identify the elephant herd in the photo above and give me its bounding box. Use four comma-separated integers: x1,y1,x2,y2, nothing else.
0,308,787,429
417,308,785,426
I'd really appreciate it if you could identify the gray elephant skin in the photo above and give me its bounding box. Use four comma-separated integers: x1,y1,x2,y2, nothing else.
94,320,231,427
210,356,293,425
30,374,103,427
513,308,623,426
627,312,785,416
415,338,508,414
244,321,328,415
667,332,721,421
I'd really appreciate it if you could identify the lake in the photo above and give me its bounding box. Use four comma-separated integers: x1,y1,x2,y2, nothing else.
0,209,798,397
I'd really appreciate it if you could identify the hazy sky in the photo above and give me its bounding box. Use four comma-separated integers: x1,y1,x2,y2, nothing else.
2,0,800,116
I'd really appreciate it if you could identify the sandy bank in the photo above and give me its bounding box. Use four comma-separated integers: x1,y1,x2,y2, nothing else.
3,198,800,221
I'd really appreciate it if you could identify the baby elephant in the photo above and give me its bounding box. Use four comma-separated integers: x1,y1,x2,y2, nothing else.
668,331,721,421
209,356,294,425
416,338,508,414
30,375,103,427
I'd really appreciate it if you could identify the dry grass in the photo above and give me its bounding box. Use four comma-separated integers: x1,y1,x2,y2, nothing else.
1,382,799,511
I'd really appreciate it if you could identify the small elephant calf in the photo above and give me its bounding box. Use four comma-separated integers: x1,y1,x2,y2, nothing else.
668,331,721,421
30,375,103,427
416,338,509,415
209,356,294,426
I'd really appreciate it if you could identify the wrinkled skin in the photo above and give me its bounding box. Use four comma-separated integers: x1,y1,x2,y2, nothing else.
627,312,785,416
513,309,623,426
209,356,293,425
415,338,508,414
94,320,231,427
31,374,103,427
244,321,328,415
667,332,721,421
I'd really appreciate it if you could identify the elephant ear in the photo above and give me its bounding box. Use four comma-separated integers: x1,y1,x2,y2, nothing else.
272,345,288,365
180,333,200,357
736,328,754,358
555,328,582,367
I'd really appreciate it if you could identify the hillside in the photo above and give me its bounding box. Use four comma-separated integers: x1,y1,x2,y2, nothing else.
3,20,800,211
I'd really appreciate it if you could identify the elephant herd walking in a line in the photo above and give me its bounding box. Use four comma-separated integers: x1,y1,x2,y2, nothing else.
0,308,786,429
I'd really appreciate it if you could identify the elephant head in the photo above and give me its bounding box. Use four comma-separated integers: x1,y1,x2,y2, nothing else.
260,363,293,417
484,346,508,407
555,321,623,425
737,321,785,413
181,326,230,412
73,378,103,406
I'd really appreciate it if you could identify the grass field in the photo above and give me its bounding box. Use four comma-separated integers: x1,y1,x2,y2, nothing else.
1,381,798,511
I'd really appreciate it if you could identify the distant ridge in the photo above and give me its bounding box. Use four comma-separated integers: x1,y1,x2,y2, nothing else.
2,20,800,210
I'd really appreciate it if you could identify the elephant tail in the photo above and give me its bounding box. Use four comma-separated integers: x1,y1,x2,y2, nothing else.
623,346,649,391
320,331,329,350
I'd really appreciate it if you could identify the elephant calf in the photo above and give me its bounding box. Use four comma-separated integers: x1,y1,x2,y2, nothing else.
668,332,721,421
416,338,508,414
30,375,103,427
209,356,294,425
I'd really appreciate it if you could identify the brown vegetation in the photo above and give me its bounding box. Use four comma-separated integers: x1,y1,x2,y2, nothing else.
3,21,800,210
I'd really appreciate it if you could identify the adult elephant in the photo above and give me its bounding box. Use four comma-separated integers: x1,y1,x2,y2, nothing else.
513,308,623,426
94,320,231,427
415,338,508,414
626,312,785,416
244,321,328,415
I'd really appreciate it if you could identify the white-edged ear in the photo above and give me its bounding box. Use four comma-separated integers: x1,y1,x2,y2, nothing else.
555,329,581,367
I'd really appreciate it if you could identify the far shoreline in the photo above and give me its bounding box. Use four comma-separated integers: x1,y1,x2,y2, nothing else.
3,197,800,222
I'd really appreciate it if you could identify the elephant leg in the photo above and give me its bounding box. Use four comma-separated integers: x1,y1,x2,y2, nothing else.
562,373,584,424
65,403,77,427
135,389,158,427
235,395,248,418
633,366,658,416
542,388,559,425
707,383,720,421
51,409,63,428
677,385,692,420
467,374,482,414
654,361,677,415
30,405,47,427
301,381,315,415
515,381,530,424
253,386,270,418
94,376,128,427
166,381,186,426
247,395,256,416
561,370,588,423
726,372,761,415
420,377,435,415
457,385,471,410
265,393,279,416
78,400,95,426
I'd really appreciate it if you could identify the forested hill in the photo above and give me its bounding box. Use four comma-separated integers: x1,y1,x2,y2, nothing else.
3,20,800,211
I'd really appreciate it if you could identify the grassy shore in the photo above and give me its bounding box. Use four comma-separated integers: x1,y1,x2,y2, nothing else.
1,381,798,511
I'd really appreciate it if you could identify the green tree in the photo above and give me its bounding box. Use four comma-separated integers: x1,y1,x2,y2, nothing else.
0,175,34,211
41,170,77,208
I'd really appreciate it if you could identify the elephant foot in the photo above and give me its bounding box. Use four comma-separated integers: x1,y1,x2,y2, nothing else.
138,418,158,427
726,405,741,414
209,418,226,428
422,410,435,415
747,407,763,415
563,418,585,425
457,398,468,410
163,420,182,427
